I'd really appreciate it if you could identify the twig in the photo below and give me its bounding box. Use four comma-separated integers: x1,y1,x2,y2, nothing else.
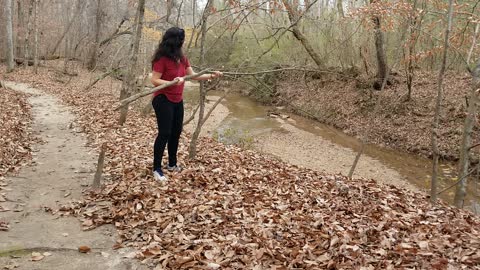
202,91,228,126
469,142,480,151
348,143,365,179
436,168,476,195
184,80,222,125
114,69,211,110
85,67,122,91
183,103,200,126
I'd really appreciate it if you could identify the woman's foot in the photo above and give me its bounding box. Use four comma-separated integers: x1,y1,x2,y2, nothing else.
153,169,168,182
166,164,182,172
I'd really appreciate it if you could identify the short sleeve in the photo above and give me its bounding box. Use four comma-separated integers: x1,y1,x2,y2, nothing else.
183,57,190,68
153,58,165,73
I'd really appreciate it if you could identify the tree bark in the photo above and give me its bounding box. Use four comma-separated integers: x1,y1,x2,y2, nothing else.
16,0,24,59
337,0,345,18
188,0,213,159
23,0,34,68
118,0,146,125
431,0,454,203
87,0,102,70
467,24,479,65
33,0,39,74
5,0,15,72
372,16,388,88
454,61,480,208
282,0,323,68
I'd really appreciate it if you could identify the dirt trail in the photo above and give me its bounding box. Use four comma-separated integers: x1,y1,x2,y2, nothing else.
0,82,146,270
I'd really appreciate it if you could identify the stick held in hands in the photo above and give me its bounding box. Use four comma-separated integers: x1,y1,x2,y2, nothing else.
114,69,211,110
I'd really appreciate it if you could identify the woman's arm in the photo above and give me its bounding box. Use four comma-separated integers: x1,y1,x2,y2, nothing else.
186,67,222,81
150,71,183,86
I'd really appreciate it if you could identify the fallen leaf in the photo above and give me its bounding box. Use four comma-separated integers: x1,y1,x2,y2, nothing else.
31,252,44,261
78,246,91,253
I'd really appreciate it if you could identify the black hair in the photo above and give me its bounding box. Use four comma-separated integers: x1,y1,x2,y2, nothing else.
151,27,185,67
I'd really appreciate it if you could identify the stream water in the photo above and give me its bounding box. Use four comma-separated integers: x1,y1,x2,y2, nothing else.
183,83,478,211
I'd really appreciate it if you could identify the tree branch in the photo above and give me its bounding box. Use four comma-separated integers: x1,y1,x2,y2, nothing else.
114,69,211,110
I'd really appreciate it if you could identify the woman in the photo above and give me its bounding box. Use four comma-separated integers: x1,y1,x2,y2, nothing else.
150,27,222,182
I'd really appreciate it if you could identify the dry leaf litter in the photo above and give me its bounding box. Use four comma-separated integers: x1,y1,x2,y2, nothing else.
1,64,480,269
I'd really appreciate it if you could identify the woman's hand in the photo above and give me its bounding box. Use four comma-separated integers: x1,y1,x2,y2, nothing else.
173,77,185,85
211,71,223,79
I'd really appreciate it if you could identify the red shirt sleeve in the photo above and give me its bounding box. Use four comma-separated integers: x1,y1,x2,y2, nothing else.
153,58,166,73
183,57,190,68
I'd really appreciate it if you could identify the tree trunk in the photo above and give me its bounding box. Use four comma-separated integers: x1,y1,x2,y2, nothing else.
5,0,15,72
405,0,420,100
454,61,480,208
431,0,454,203
188,0,212,159
23,0,34,68
467,24,479,65
337,0,345,18
16,0,24,59
372,15,388,89
282,0,323,68
87,0,102,70
33,0,39,74
118,0,146,125
49,0,85,56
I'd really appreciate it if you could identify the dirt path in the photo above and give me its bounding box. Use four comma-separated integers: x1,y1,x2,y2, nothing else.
0,82,146,270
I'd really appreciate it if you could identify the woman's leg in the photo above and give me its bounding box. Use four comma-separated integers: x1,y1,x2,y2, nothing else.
167,101,184,167
152,95,174,171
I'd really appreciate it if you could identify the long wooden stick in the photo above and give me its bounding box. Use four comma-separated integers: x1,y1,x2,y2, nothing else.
92,143,107,190
114,69,211,110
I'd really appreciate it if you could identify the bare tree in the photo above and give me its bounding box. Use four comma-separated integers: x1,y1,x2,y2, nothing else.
467,23,479,65
282,0,323,68
337,0,345,18
16,0,24,59
188,0,213,159
405,0,422,100
33,0,39,73
370,0,388,89
454,60,480,208
23,0,35,68
5,0,15,72
87,0,102,70
49,0,86,56
118,0,146,125
431,0,454,203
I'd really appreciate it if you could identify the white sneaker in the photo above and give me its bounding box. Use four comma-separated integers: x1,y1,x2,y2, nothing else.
153,170,168,182
166,165,182,172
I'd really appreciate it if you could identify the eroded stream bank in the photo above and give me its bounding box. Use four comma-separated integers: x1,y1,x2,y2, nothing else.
183,83,477,211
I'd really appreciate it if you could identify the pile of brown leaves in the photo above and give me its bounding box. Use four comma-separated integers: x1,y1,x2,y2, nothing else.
0,82,34,178
3,64,480,269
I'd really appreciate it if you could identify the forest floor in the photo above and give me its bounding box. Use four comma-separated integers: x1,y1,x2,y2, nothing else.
0,62,479,269
251,70,477,161
0,82,147,269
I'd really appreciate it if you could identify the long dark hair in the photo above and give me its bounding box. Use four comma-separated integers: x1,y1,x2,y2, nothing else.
151,27,185,66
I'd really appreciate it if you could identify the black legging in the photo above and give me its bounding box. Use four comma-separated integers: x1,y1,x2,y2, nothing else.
152,94,184,171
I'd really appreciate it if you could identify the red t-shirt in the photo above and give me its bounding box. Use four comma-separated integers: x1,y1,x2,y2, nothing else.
152,56,190,103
